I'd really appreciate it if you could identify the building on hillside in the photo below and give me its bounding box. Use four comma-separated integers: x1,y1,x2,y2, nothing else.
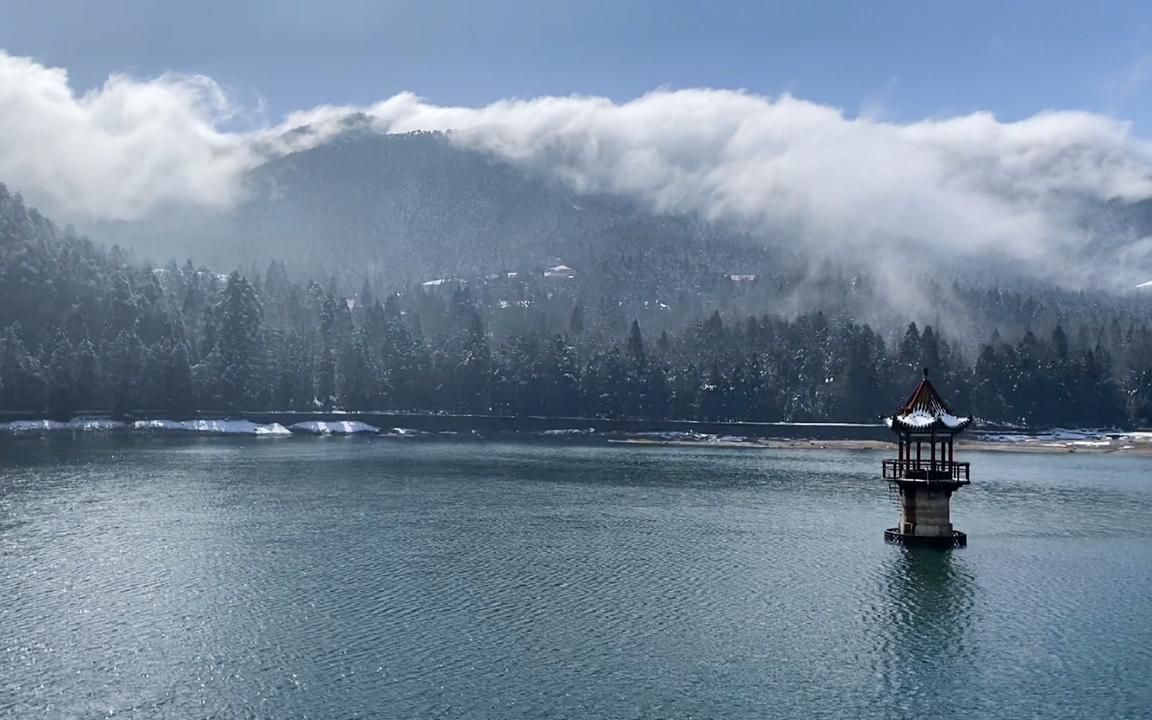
545,264,575,279
421,278,460,288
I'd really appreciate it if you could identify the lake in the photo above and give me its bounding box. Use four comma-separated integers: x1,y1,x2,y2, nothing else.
2,436,1150,719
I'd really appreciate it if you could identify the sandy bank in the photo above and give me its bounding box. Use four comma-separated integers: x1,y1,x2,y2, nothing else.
609,437,1152,455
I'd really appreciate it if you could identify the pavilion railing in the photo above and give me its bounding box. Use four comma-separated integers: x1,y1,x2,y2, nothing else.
882,458,970,482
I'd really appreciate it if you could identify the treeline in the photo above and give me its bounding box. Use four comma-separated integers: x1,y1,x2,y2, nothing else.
2,183,1152,427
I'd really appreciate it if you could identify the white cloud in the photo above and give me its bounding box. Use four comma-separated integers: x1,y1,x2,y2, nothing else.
285,90,1152,281
0,51,252,218
3,50,1152,283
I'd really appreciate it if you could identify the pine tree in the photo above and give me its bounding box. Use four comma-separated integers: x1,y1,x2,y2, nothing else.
210,273,265,409
569,303,585,336
164,340,196,415
0,323,46,411
46,332,76,418
75,337,99,411
458,313,492,414
337,333,374,409
380,294,417,409
105,330,143,415
627,320,646,368
897,321,922,388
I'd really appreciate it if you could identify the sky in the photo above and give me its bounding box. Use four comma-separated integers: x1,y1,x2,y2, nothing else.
3,0,1152,288
3,0,1152,130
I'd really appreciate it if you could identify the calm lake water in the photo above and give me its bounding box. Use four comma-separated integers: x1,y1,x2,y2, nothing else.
2,437,1150,719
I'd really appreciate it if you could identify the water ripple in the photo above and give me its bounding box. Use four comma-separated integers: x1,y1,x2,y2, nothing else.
1,438,1151,718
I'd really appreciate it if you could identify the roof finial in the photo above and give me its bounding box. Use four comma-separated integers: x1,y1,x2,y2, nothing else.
922,367,929,379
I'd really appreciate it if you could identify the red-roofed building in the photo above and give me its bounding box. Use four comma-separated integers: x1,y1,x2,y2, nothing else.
881,368,973,547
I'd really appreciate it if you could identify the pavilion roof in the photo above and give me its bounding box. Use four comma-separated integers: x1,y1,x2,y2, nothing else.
884,369,972,434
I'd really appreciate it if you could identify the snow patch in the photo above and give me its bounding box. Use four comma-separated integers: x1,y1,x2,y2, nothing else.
975,428,1152,450
133,419,291,435
0,420,71,432
288,421,379,435
976,432,1032,443
0,417,127,432
890,410,970,430
895,410,936,427
68,417,126,431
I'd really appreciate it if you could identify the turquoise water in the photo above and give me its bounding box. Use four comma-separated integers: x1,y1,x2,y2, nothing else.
2,437,1150,718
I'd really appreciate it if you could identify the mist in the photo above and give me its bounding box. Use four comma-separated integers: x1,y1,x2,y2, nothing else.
3,50,1152,287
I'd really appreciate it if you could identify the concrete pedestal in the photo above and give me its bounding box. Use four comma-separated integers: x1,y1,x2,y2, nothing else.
885,481,967,547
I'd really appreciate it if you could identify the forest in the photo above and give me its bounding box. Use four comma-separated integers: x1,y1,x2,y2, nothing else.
3,182,1152,428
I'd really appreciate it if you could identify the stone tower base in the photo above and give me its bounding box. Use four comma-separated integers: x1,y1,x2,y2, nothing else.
884,527,967,547
885,482,967,548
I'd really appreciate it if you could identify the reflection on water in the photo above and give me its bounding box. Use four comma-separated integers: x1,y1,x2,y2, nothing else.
884,547,975,657
871,547,977,716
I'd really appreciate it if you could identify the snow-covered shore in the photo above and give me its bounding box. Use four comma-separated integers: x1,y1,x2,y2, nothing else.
0,418,128,432
2,417,1150,453
970,429,1152,451
133,419,292,435
0,417,387,436
287,420,380,435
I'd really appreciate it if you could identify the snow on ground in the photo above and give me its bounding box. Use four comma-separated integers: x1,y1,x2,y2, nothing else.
975,433,1032,443
68,417,126,431
1040,439,1114,449
631,430,711,441
384,427,423,436
974,428,1152,450
0,420,72,432
288,421,379,435
132,419,291,435
627,430,753,443
0,416,381,436
0,417,126,432
0,416,416,436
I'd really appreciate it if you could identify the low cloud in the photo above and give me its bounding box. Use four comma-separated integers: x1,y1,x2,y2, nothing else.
3,51,1152,284
0,52,252,218
330,91,1152,279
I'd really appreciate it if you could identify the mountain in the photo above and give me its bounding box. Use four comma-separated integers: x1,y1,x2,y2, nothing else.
94,130,790,293
76,126,1152,348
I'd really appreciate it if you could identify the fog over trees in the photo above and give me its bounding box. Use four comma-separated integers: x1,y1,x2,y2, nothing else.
4,180,1152,427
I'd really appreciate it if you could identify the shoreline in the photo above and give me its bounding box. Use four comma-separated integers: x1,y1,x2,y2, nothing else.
610,437,1152,455
1,415,1150,456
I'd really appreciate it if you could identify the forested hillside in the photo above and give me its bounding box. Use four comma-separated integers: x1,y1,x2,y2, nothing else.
95,130,783,291
4,182,1152,426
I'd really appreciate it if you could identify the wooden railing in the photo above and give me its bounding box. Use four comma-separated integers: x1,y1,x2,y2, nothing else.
882,458,970,483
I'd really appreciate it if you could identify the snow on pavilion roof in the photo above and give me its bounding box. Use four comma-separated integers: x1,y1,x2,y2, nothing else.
884,370,972,434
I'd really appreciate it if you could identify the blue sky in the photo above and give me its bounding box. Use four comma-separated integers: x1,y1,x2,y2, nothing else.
4,0,1152,130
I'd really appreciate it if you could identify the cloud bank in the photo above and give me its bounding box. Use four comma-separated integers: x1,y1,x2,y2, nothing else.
0,52,254,219
3,50,1152,281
